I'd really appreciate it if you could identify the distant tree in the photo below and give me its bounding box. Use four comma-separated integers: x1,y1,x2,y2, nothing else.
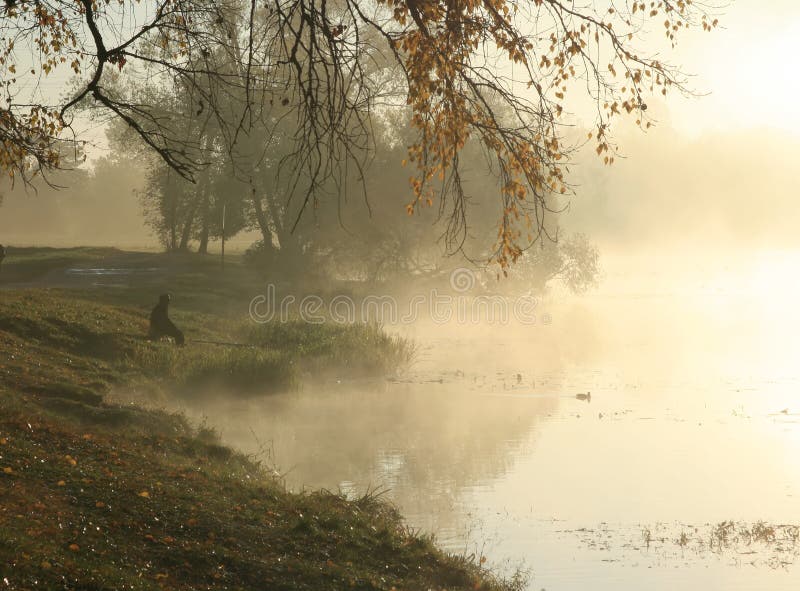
240,106,599,292
1,0,720,267
501,233,599,294
106,75,249,253
139,164,195,250
135,142,249,253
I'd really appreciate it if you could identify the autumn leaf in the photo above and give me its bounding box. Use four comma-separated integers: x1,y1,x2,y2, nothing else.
0,0,718,269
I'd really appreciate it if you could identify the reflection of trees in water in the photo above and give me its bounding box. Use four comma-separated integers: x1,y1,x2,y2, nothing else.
189,328,623,538
199,381,557,536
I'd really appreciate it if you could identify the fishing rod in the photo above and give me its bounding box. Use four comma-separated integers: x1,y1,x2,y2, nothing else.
189,338,255,348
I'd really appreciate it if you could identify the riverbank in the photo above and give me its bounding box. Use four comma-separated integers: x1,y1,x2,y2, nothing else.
0,248,515,590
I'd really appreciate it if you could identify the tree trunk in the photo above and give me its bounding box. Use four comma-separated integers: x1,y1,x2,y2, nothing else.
168,199,178,251
198,180,210,253
250,187,274,249
166,171,179,251
178,206,196,250
263,191,303,262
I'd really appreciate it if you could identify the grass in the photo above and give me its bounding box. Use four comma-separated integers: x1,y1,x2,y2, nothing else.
0,287,413,399
130,344,299,394
0,390,514,591
0,246,124,282
0,248,516,590
631,521,800,569
245,321,415,379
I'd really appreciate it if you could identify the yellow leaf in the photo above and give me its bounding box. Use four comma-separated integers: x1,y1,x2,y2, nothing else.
138,491,150,498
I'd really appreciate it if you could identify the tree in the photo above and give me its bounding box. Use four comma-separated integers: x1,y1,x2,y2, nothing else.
139,163,197,250
130,125,249,252
1,0,720,267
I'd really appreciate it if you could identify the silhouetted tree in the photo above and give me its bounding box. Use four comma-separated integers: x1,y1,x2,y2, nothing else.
1,0,720,266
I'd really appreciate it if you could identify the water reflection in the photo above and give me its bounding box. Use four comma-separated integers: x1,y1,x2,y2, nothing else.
184,253,800,590
188,376,557,537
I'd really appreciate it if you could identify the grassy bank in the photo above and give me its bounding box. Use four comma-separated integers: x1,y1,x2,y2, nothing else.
0,289,412,399
0,390,514,591
0,248,511,590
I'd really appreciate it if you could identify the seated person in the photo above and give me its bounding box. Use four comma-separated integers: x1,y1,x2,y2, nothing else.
149,293,185,345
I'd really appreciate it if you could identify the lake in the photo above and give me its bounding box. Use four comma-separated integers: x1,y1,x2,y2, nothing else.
184,251,800,590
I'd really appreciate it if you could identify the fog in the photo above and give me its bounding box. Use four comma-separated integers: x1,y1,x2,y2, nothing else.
6,126,800,590
4,3,800,589
170,256,800,590
565,124,800,255
3,120,798,263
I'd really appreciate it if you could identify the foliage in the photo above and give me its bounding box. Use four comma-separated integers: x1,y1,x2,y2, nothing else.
236,111,600,292
0,0,719,267
502,232,600,294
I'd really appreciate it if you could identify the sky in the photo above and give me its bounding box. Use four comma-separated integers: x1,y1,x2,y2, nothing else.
548,1,800,257
668,1,800,137
3,1,800,254
53,2,800,146
16,1,800,153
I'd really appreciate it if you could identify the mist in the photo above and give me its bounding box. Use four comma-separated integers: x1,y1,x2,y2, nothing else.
4,120,798,266
3,1,800,590
564,125,800,256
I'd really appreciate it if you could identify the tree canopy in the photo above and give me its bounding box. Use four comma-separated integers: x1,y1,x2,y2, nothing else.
0,0,719,267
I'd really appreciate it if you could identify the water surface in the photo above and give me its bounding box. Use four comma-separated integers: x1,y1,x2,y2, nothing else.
185,252,800,590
